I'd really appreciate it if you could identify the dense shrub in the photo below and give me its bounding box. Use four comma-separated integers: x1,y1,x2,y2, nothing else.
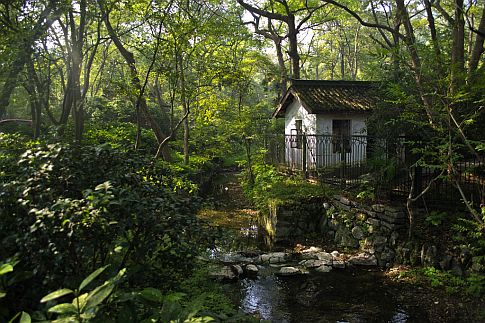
241,162,333,212
0,133,215,318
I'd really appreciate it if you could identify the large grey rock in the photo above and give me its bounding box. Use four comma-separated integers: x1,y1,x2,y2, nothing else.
244,264,259,276
378,247,396,267
372,236,388,252
340,196,351,205
335,227,359,248
315,265,333,273
351,226,365,240
259,252,288,264
349,253,378,266
278,266,303,276
299,259,331,268
231,264,243,276
372,204,385,213
332,259,346,269
316,252,333,265
366,218,380,227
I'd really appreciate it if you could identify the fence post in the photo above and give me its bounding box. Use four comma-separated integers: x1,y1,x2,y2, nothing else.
340,134,346,186
302,134,307,177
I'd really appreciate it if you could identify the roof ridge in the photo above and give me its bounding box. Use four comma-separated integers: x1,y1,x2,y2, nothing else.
290,79,378,86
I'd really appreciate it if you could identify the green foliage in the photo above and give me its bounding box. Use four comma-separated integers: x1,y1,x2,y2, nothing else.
39,267,125,322
415,267,485,297
452,217,485,272
0,134,216,316
241,162,332,212
425,211,448,227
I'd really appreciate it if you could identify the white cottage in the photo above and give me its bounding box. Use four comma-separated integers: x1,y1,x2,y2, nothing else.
272,80,378,171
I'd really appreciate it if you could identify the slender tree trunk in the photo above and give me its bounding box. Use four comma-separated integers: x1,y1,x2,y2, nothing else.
0,4,57,119
0,45,32,119
468,3,485,79
178,52,190,165
396,0,436,125
99,0,171,160
451,0,465,93
287,15,300,79
274,38,288,96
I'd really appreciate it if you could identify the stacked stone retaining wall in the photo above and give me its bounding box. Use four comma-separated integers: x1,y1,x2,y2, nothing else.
258,195,408,267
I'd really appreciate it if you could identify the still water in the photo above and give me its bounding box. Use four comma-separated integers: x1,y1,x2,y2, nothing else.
207,222,427,323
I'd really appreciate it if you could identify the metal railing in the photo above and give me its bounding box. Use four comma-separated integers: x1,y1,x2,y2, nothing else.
265,134,484,207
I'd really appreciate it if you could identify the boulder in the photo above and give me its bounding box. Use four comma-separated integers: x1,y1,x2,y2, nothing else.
278,266,303,276
244,264,259,277
349,253,377,266
299,259,330,268
259,252,287,264
378,247,396,267
231,264,244,276
372,204,385,213
315,265,333,273
351,226,365,240
331,250,340,258
316,252,333,265
332,259,346,269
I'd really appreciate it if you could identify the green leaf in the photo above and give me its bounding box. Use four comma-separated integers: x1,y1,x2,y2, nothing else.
138,288,164,303
79,265,109,292
51,316,77,323
40,289,74,303
95,181,112,191
72,292,88,311
82,268,125,311
83,283,115,310
0,291,6,298
0,264,13,275
19,312,31,323
48,303,77,315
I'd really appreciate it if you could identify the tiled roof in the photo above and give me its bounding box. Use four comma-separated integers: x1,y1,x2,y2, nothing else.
273,80,379,118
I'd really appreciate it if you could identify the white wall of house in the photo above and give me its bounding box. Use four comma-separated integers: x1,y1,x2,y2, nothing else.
284,99,316,135
284,102,369,169
316,113,367,135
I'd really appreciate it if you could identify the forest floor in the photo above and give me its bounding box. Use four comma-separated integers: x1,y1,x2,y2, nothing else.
199,169,484,323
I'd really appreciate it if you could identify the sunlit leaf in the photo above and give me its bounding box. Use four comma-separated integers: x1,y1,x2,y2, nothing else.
19,312,31,323
48,303,77,315
79,265,109,292
83,283,115,310
0,264,13,275
40,289,74,303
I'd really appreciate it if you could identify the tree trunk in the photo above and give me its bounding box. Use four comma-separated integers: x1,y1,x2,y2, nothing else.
287,15,300,79
274,38,288,96
451,0,465,93
99,0,171,160
0,4,57,119
178,52,190,165
468,3,485,79
396,0,436,125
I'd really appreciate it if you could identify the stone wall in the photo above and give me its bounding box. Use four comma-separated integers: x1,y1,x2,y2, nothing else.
258,194,408,267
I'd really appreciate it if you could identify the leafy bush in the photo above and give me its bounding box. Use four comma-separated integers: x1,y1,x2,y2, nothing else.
241,162,332,212
0,134,215,316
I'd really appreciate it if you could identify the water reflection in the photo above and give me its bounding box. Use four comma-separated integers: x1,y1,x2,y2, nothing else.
232,268,426,323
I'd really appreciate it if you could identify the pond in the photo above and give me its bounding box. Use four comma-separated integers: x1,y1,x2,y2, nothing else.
200,209,428,323
199,175,428,322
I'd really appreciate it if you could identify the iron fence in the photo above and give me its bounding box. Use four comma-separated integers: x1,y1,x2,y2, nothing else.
265,134,484,207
